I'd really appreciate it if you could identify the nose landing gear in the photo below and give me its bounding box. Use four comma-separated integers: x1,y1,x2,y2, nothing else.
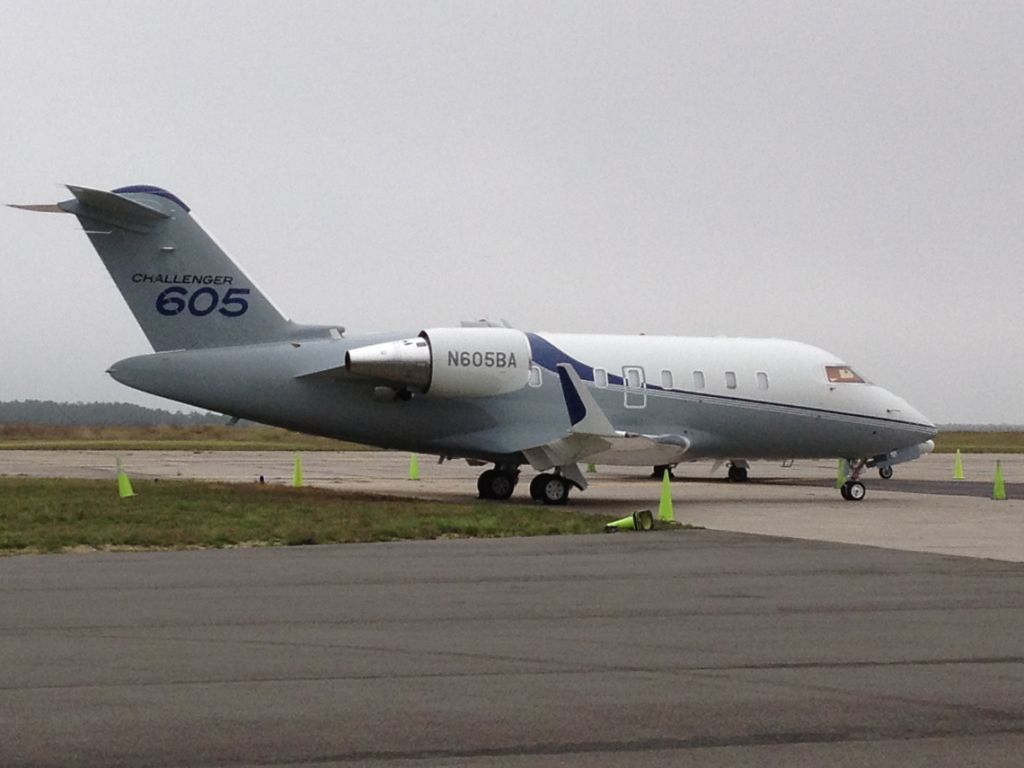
840,458,868,501
840,480,866,500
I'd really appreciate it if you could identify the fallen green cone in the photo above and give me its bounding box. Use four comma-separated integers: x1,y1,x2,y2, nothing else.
605,509,654,532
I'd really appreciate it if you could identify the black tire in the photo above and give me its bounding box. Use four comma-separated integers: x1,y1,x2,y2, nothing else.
539,475,570,506
840,482,852,501
478,469,515,500
529,474,548,501
846,481,866,501
878,466,893,480
477,469,497,499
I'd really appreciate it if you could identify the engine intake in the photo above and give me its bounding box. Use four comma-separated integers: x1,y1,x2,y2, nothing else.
345,327,532,398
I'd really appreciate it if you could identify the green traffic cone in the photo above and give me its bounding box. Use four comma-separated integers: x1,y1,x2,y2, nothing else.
836,459,848,489
954,449,964,480
409,453,420,481
293,453,304,488
658,468,674,522
605,514,638,531
605,510,654,532
116,457,135,499
993,460,1007,501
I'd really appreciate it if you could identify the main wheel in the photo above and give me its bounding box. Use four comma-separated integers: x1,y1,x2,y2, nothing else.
478,469,515,500
842,481,866,501
529,474,548,501
728,465,748,482
537,474,570,506
878,466,893,480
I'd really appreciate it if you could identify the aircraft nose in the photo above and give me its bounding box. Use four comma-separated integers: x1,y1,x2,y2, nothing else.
907,407,938,438
882,390,937,438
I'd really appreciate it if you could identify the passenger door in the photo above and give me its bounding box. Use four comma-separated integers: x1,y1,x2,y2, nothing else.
622,366,646,408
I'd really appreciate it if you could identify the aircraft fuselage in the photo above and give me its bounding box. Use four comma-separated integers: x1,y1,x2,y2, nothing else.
108,330,936,465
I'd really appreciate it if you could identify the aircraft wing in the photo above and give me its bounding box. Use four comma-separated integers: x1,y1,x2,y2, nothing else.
521,364,691,483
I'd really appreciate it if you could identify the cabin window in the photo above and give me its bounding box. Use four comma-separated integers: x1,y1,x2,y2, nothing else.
693,370,705,390
825,365,864,383
725,371,737,389
593,367,608,388
528,365,542,388
756,371,769,390
661,369,674,390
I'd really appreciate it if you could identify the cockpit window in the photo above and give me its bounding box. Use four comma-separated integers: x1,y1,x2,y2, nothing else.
825,365,864,384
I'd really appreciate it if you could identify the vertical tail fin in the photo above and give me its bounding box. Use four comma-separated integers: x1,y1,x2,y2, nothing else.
54,184,294,351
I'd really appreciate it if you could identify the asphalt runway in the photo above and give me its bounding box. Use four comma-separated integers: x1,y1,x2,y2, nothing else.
3,450,1024,766
3,533,1024,768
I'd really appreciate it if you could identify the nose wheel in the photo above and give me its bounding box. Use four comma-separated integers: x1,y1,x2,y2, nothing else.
840,480,866,501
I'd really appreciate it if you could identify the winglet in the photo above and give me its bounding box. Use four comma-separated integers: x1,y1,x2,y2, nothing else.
556,363,616,436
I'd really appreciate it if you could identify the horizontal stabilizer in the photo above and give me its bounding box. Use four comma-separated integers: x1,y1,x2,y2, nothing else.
8,203,66,213
59,185,170,231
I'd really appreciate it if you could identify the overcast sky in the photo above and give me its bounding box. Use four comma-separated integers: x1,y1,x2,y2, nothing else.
2,1,1022,424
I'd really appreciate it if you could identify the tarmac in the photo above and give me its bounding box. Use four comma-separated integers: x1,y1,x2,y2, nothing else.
2,451,1023,766
3,450,1023,561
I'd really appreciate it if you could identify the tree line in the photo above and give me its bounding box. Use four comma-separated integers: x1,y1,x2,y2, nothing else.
0,400,232,427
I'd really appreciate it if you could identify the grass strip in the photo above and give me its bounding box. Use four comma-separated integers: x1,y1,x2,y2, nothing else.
0,478,610,555
933,432,1024,454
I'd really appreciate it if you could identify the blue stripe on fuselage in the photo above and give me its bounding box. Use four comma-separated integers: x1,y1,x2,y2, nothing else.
526,333,624,385
525,332,933,433
555,366,587,426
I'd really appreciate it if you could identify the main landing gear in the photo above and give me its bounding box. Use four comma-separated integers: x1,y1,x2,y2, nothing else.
477,466,519,500
529,473,571,505
476,465,576,505
727,462,749,482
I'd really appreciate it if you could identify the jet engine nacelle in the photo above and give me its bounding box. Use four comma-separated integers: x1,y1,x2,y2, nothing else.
345,327,532,398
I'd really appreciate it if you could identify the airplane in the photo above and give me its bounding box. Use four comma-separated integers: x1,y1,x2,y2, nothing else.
12,184,937,504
